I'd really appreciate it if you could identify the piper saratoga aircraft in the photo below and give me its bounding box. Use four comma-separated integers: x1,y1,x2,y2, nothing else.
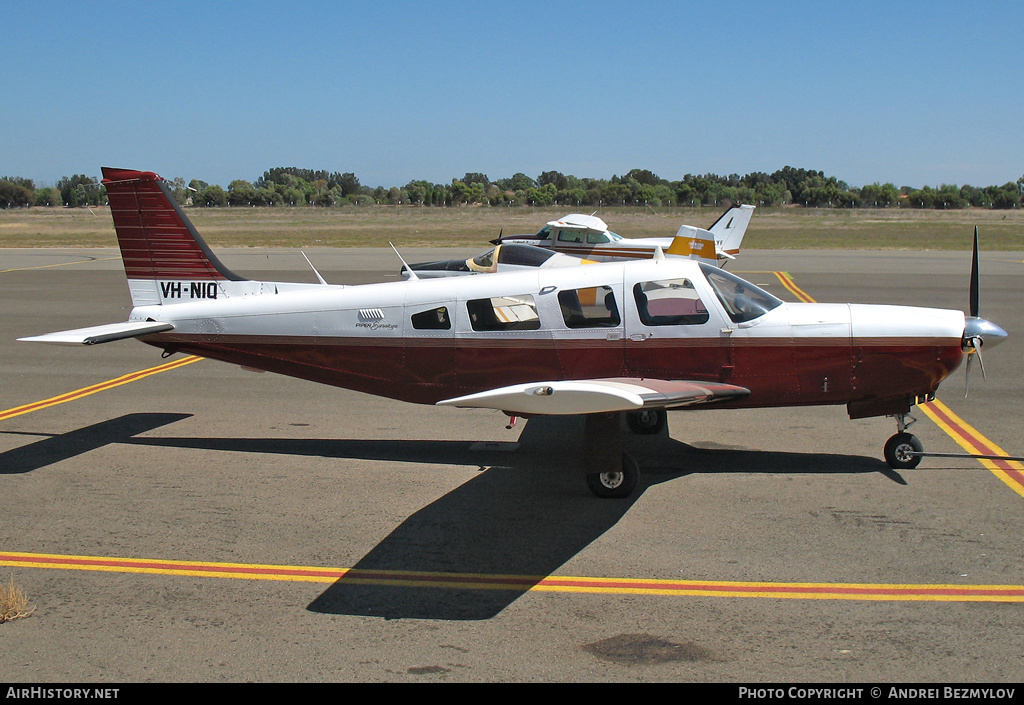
491,204,754,265
19,168,1007,498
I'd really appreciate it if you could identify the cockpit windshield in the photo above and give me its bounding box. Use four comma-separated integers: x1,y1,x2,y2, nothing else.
497,244,556,266
469,244,556,273
471,248,498,270
699,263,782,323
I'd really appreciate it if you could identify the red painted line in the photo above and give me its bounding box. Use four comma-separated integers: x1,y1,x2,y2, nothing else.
3,551,1023,602
921,400,1024,494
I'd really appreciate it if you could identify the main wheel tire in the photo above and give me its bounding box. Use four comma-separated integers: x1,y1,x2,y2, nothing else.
626,409,666,435
884,432,923,469
586,452,640,498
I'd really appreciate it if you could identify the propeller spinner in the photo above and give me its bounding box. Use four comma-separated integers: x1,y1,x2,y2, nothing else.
962,226,1008,396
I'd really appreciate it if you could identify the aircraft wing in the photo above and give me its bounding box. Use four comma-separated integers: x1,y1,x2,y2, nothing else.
437,378,749,416
18,321,174,346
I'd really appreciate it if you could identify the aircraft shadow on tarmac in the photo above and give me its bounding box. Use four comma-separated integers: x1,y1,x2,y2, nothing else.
0,413,192,474
2,412,901,620
114,413,893,621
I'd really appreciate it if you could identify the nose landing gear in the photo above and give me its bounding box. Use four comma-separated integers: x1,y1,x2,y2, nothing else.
884,412,923,469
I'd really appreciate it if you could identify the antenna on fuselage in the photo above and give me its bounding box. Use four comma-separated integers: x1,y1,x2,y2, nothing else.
300,251,328,285
390,242,419,280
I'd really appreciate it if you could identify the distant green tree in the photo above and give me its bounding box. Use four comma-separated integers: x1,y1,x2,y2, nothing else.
227,180,258,206
497,173,536,191
337,172,361,197
625,168,662,186
57,174,102,207
462,172,489,188
537,171,568,191
34,187,61,206
990,183,1020,209
194,185,227,207
0,179,34,208
859,182,899,207
167,177,189,205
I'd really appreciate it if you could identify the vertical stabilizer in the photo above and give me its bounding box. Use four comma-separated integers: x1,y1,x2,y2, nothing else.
101,167,246,305
706,203,755,259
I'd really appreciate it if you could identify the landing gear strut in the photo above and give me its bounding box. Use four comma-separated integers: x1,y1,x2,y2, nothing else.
583,412,640,498
884,412,923,469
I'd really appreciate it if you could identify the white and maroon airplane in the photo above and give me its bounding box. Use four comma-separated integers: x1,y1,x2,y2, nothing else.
19,168,1007,498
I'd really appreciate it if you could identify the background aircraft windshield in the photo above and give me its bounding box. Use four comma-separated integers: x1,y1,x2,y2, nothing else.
497,245,556,266
471,248,498,269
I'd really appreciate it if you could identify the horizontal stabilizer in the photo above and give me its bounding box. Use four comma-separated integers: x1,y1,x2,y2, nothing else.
18,321,174,346
437,378,749,416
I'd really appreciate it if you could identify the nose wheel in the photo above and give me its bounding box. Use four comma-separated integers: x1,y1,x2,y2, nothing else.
883,412,923,469
884,432,923,469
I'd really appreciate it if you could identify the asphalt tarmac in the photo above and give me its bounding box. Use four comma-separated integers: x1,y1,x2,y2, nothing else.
2,247,1023,683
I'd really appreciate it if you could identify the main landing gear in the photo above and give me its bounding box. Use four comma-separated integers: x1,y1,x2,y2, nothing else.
583,411,641,498
883,412,923,469
583,409,668,498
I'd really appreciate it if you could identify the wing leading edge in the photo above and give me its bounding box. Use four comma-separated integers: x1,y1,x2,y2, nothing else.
437,378,750,416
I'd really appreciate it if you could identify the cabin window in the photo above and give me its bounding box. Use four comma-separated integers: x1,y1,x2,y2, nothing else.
558,286,620,328
633,278,710,326
586,232,610,244
557,230,584,243
466,294,540,331
699,263,782,323
411,306,451,330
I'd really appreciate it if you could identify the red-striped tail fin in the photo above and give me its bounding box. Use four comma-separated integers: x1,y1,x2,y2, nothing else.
101,167,242,282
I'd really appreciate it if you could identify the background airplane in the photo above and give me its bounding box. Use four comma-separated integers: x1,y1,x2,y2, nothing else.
19,168,1007,499
492,204,754,265
400,243,592,279
401,207,748,279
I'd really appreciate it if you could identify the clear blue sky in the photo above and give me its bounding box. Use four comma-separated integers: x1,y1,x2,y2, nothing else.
3,1,1021,190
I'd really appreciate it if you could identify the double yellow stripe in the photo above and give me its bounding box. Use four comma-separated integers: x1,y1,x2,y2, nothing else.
774,271,816,302
0,355,202,422
2,550,1022,602
920,399,1024,499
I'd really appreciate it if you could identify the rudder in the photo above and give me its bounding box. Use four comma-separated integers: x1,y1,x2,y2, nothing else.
102,167,243,284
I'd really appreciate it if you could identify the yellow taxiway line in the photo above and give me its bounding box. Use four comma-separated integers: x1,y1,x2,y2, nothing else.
0,356,202,422
1,550,1022,602
1,256,122,274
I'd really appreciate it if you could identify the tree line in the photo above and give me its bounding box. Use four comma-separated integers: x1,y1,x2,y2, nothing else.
2,166,1023,210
